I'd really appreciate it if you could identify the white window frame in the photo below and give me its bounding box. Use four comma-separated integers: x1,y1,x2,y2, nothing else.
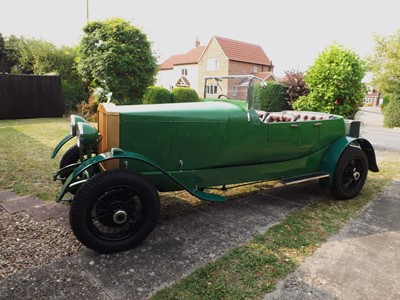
207,58,219,70
206,85,218,95
364,97,372,104
232,85,238,96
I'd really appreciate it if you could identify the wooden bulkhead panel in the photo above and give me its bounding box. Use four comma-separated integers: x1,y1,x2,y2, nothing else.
97,103,120,170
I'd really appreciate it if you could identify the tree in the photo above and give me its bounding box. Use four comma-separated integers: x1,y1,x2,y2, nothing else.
6,37,58,74
293,43,366,119
0,34,19,73
367,30,400,128
77,18,157,105
5,35,88,111
0,33,5,73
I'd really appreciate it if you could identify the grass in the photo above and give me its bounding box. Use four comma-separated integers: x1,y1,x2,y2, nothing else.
0,118,74,200
151,159,400,300
0,118,273,210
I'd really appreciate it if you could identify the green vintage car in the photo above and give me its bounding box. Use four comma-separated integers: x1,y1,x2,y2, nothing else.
52,75,378,253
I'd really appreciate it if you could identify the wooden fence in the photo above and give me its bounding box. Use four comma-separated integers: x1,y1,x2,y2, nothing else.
0,74,64,119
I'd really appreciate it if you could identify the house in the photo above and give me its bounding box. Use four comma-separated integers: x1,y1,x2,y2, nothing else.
363,85,382,107
157,36,275,99
157,38,206,94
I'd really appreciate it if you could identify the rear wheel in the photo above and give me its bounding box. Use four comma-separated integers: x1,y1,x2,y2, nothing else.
69,169,160,253
330,147,368,200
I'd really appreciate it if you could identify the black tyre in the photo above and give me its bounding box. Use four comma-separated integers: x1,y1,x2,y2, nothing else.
69,169,160,253
330,147,368,200
60,145,80,167
59,145,98,185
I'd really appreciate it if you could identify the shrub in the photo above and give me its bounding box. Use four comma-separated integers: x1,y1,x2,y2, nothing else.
62,80,88,112
76,95,99,122
253,82,287,112
380,95,390,112
383,95,400,128
279,70,309,109
171,87,200,103
143,86,171,104
293,44,366,119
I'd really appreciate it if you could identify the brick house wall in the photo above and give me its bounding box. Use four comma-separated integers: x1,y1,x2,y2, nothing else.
198,37,229,97
198,37,274,99
159,36,274,99
364,85,382,107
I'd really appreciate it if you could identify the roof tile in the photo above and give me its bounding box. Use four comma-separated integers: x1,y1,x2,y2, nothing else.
175,46,206,65
214,36,272,66
159,54,185,70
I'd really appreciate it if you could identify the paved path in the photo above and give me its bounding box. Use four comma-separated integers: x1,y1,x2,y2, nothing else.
0,182,325,299
264,179,400,300
0,190,69,226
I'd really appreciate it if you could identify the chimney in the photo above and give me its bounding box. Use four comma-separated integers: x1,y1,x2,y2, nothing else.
195,37,200,48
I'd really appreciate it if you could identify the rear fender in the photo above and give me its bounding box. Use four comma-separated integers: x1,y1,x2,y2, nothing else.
56,148,225,203
320,137,379,187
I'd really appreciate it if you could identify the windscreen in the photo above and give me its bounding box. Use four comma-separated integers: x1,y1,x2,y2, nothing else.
203,75,267,110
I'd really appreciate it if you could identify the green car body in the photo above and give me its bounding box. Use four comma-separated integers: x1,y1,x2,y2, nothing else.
51,75,378,253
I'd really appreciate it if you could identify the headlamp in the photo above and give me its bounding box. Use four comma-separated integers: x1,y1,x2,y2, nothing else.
70,115,88,136
76,122,99,148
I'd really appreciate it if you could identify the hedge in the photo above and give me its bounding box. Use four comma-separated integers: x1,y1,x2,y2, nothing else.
143,86,171,104
171,87,200,103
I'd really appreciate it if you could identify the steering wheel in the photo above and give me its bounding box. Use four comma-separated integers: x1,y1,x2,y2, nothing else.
218,94,230,99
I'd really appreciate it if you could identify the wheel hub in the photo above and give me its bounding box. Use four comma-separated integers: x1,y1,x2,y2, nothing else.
113,210,128,224
353,168,361,181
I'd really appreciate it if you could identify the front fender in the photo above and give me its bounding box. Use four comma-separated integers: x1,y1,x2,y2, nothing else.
320,136,379,187
51,134,74,159
56,148,225,203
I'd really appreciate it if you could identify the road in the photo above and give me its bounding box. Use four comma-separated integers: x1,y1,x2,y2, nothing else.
356,107,400,159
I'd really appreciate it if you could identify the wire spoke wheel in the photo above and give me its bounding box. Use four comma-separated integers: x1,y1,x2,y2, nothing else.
69,169,160,253
90,186,145,240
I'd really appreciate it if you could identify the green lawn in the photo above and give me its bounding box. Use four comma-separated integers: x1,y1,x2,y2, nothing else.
0,118,74,200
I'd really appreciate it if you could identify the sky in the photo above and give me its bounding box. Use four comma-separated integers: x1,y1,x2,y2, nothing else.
1,0,399,78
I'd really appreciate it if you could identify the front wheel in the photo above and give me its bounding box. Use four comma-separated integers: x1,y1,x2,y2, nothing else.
69,169,160,253
59,145,80,183
330,147,368,200
59,145,97,184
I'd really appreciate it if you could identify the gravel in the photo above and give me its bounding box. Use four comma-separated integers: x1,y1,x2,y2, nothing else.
0,207,81,279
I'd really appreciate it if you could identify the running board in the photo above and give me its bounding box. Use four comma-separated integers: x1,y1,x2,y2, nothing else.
279,172,329,186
